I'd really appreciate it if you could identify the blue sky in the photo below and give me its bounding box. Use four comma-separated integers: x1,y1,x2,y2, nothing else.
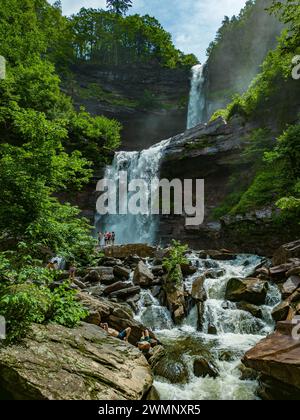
51,0,247,62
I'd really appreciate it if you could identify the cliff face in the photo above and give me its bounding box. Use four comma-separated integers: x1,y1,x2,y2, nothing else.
158,117,300,255
66,63,190,151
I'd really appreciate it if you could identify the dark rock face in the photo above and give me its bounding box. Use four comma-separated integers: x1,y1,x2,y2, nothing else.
242,321,300,400
225,277,268,305
158,119,300,254
193,357,219,379
68,63,190,151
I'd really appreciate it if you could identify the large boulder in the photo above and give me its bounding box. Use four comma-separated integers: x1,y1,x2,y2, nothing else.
83,270,101,284
273,240,300,266
242,321,300,399
236,302,263,319
225,277,268,305
133,261,154,287
104,244,156,259
149,346,189,384
191,275,207,302
113,266,131,280
103,281,131,296
109,286,141,300
282,276,300,299
0,323,153,400
193,357,219,378
269,263,294,282
86,267,115,285
77,292,153,346
271,300,291,322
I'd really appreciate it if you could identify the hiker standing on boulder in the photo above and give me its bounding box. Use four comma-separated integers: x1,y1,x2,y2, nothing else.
111,231,116,245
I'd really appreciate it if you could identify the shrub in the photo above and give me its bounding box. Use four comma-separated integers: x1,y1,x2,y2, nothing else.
0,284,52,344
50,283,88,328
163,240,188,285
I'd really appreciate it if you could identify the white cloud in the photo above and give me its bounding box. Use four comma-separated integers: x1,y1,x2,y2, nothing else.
50,0,247,61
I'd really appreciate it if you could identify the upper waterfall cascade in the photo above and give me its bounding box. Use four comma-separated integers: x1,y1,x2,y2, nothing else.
187,64,206,129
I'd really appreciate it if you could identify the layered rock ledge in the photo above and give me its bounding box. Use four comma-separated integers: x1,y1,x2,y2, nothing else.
0,323,153,400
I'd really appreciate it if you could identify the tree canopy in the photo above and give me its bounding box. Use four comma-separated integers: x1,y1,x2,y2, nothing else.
106,0,133,16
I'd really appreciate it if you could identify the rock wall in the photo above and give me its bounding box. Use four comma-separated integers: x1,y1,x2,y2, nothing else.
158,117,300,254
66,63,190,151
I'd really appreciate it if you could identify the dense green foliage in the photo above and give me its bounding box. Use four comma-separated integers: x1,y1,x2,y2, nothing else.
0,281,88,344
0,0,120,343
70,8,198,68
163,240,189,285
211,0,300,222
106,0,132,16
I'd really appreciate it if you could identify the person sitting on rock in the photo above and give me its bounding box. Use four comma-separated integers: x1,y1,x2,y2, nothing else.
137,330,157,354
100,323,131,342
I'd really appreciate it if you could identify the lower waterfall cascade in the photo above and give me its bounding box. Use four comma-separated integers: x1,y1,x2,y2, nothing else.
134,253,280,400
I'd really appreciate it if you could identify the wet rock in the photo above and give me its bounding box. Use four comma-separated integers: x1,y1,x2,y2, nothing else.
0,323,153,400
84,310,101,326
273,240,300,266
83,270,101,284
100,274,116,285
113,265,131,280
163,265,186,325
286,266,300,278
154,359,189,384
205,269,225,279
282,276,300,299
151,265,164,276
243,321,300,399
271,291,300,322
133,261,154,287
181,263,197,276
218,350,236,362
191,276,207,302
269,264,294,282
87,266,114,276
236,302,263,319
225,277,268,305
110,286,141,300
145,386,160,401
206,250,237,261
151,285,161,298
85,284,103,297
193,357,219,378
103,281,131,296
238,364,258,381
207,324,218,335
100,257,123,267
104,244,156,259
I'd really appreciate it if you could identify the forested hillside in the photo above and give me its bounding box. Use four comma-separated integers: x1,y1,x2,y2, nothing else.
204,0,283,118
210,0,300,230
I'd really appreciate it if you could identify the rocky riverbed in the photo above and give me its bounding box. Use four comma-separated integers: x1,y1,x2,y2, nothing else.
1,241,300,400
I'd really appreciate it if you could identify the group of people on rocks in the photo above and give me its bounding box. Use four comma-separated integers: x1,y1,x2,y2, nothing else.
100,323,157,355
98,231,116,247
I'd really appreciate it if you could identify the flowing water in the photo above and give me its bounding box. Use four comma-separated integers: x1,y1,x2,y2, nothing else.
96,139,170,244
135,253,281,400
187,64,206,129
